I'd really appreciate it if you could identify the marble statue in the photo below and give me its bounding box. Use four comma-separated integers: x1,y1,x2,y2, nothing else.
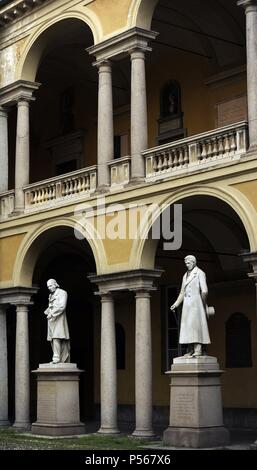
170,255,212,357
44,279,70,364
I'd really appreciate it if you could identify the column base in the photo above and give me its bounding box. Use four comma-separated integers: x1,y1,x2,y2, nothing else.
132,429,155,439
98,427,120,435
12,208,24,216
13,421,31,431
0,420,10,427
125,177,145,187
163,426,229,448
250,440,257,450
94,185,110,194
32,423,85,437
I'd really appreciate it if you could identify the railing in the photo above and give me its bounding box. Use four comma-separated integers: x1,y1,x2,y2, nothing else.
0,190,14,220
143,121,248,179
108,156,131,188
24,166,97,211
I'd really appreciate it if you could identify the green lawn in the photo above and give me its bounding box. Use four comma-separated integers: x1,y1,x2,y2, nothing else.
0,428,160,450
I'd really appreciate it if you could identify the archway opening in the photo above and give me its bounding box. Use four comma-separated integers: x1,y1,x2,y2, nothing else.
7,226,98,424
142,195,255,425
134,0,247,147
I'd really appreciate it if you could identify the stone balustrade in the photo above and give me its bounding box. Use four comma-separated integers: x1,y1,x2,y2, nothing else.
24,166,97,211
143,121,248,179
108,156,131,188
0,190,15,220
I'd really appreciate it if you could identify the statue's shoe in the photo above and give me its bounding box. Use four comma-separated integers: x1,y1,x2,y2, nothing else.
192,352,202,357
183,352,193,358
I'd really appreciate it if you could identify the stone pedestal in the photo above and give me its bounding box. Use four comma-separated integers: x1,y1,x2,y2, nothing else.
163,356,229,448
32,363,85,436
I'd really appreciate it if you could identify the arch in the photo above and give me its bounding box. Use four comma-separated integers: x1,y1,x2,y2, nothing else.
129,185,257,270
17,10,103,82
128,0,159,29
13,217,107,287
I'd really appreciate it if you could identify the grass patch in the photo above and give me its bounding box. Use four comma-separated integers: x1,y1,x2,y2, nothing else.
0,428,159,450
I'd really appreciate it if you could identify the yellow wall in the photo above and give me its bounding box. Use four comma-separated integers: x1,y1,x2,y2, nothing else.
0,234,26,283
88,0,131,36
233,180,257,211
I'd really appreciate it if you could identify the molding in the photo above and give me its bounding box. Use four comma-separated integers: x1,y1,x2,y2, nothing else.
204,65,246,89
0,79,40,106
87,27,158,62
238,0,257,9
0,1,50,29
0,286,38,305
88,268,164,294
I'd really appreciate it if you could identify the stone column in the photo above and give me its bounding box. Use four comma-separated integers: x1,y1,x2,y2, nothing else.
133,290,154,437
99,293,119,434
97,61,114,189
13,304,30,429
238,0,257,148
0,107,8,193
130,49,148,180
15,99,30,212
0,306,9,426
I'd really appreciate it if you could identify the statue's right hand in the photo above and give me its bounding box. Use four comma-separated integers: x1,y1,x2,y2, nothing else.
170,304,176,311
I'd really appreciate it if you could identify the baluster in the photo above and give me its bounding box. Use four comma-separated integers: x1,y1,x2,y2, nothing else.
212,138,218,159
201,142,207,161
81,177,86,192
184,146,189,165
77,178,82,193
63,181,68,196
85,176,90,191
218,137,224,157
73,179,78,193
68,180,73,195
163,153,168,170
168,151,172,170
207,140,212,159
224,134,230,154
230,132,237,153
33,191,37,205
152,156,157,173
177,148,182,166
157,154,163,172
51,185,56,199
196,142,201,162
45,188,49,202
173,150,179,167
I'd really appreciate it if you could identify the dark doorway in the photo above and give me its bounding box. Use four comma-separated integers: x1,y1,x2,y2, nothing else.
30,247,96,423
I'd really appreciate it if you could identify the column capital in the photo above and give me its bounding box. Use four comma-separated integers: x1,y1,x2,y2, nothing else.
94,59,112,72
238,0,257,11
0,286,38,307
88,268,164,293
129,49,146,60
87,27,158,63
0,106,8,117
0,80,41,107
100,292,114,303
239,250,257,279
134,290,152,299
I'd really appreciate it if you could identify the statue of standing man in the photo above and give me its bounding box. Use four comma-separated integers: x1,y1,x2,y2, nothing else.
170,255,212,358
44,279,70,364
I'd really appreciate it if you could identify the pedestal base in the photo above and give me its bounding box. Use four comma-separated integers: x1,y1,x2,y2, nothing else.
32,363,85,436
163,356,229,448
163,426,229,448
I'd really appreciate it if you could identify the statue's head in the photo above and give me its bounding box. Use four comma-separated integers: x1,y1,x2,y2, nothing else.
47,279,59,293
184,255,197,271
